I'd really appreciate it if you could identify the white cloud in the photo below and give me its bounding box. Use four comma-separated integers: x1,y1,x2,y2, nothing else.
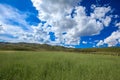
103,16,111,26
96,40,104,47
0,4,31,30
96,30,120,47
31,0,112,45
116,22,120,28
91,5,111,19
0,25,4,33
116,22,120,26
0,1,114,47
0,4,48,43
104,31,120,47
0,4,32,42
82,41,87,44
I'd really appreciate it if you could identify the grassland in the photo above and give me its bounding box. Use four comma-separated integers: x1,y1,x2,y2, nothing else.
0,51,120,80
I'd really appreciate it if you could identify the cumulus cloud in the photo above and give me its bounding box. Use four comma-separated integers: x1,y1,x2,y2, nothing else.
31,0,112,45
96,40,104,47
104,31,120,47
103,16,111,26
97,30,120,47
82,41,87,44
0,1,114,47
116,22,120,28
91,5,111,20
3,6,62,46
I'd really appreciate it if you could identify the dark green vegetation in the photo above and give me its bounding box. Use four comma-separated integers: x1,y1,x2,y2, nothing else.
0,42,120,56
0,51,120,80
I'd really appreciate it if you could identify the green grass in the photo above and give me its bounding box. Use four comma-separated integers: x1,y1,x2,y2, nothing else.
0,51,120,80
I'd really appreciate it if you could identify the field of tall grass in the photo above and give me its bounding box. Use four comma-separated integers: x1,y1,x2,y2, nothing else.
0,51,120,80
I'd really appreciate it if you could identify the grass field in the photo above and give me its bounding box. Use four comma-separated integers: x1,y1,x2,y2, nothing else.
0,51,120,80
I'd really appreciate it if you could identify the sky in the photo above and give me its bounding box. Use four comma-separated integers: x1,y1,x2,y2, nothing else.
0,0,120,48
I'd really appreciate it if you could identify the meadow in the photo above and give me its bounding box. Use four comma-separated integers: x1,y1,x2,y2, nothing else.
0,51,120,80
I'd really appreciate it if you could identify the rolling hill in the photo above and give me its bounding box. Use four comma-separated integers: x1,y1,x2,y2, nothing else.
0,42,120,55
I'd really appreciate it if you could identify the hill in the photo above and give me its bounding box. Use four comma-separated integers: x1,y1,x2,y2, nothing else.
0,42,66,51
0,42,120,56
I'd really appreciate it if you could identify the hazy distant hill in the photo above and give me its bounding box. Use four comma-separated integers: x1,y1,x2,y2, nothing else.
0,42,67,51
0,42,120,55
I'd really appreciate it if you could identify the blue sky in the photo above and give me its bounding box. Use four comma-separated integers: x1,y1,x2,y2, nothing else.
0,0,120,48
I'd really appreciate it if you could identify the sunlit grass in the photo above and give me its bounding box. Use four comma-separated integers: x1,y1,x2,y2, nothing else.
0,51,120,80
